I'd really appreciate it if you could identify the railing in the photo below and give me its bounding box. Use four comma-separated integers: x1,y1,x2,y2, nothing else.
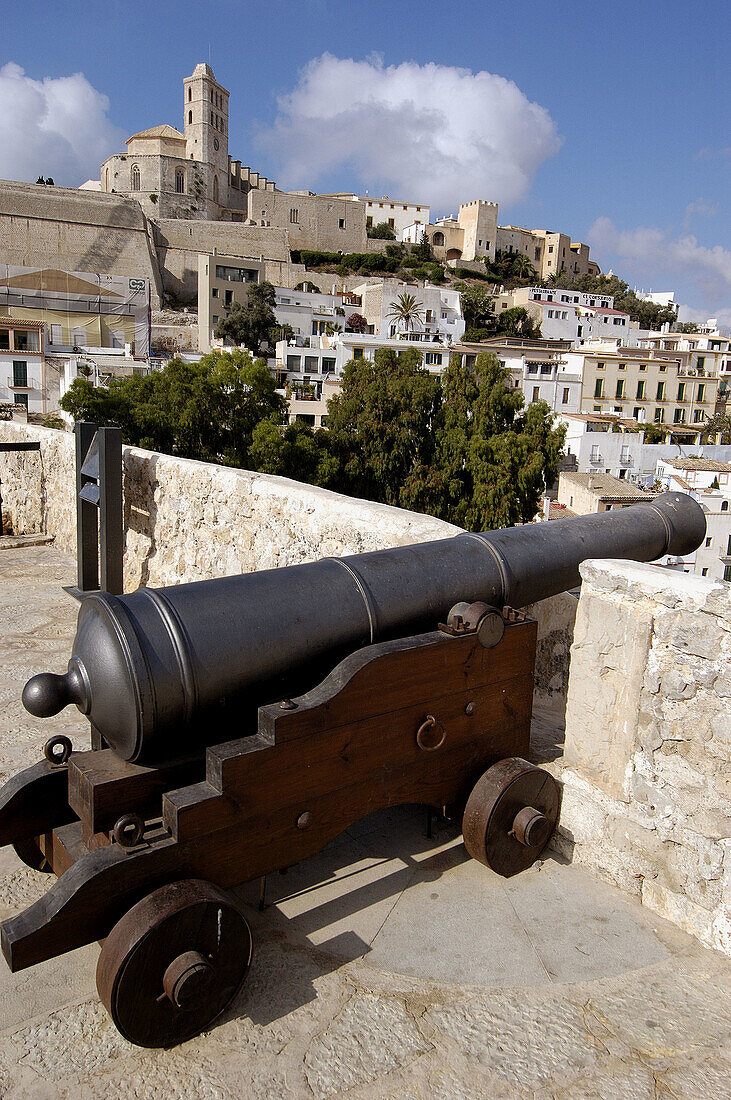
6,377,36,390
589,451,602,464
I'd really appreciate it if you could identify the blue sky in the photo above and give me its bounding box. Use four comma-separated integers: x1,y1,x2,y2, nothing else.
1,0,729,323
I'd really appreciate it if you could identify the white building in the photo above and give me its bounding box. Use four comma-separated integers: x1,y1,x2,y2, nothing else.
452,337,582,414
275,330,453,427
357,283,464,344
0,320,46,415
653,457,731,580
497,287,632,345
322,193,430,241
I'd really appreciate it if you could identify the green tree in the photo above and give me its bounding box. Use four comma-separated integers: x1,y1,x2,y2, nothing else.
495,306,541,339
326,347,442,509
250,418,337,484
346,312,368,333
458,285,496,332
367,221,396,239
545,272,677,329
412,233,435,263
509,254,537,281
213,282,278,354
387,292,426,335
434,353,565,529
60,350,285,467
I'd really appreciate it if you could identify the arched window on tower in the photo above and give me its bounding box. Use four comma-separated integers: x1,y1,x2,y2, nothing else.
105,167,109,191
432,231,445,247
188,87,192,102
213,175,219,204
131,165,140,191
188,110,192,124
175,168,185,194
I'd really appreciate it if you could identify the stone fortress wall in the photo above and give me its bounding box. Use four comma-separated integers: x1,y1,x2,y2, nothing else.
1,421,728,955
0,180,164,305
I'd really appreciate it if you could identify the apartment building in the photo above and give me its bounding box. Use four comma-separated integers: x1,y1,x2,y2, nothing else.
498,286,631,344
0,320,47,415
452,337,581,414
637,327,730,400
358,283,464,343
564,341,719,426
198,253,265,351
275,331,454,427
653,457,731,581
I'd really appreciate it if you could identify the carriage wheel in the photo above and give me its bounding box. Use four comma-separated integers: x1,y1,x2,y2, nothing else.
96,879,253,1048
462,757,560,878
13,837,52,873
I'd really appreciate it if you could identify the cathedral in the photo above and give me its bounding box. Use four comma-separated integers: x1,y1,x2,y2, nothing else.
99,64,276,221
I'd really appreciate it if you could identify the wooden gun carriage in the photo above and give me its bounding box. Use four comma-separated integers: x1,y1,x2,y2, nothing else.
0,493,705,1047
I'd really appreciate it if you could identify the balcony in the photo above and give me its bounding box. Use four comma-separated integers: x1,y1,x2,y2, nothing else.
589,451,602,465
7,377,37,390
619,452,633,467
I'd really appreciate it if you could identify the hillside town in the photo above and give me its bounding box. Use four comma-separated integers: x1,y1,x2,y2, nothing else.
0,37,730,1098
2,63,730,579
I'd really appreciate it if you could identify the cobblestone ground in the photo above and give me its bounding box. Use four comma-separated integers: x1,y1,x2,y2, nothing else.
0,547,730,1099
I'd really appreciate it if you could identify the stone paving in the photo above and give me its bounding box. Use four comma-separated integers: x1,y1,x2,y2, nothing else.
0,546,730,1099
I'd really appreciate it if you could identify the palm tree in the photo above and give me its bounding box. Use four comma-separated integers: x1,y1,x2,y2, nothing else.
510,254,537,281
387,292,426,336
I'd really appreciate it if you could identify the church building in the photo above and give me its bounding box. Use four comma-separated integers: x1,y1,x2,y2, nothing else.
99,64,276,221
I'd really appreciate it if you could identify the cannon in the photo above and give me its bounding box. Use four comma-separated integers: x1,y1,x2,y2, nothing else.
0,493,705,1047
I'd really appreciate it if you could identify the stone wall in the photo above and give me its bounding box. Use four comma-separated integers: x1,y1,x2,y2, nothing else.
0,180,163,306
552,559,730,955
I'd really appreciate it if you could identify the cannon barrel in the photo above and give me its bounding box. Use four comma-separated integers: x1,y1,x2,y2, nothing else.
23,492,705,764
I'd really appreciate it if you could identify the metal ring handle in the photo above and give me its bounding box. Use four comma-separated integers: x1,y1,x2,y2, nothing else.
43,735,72,766
416,715,446,752
113,813,144,848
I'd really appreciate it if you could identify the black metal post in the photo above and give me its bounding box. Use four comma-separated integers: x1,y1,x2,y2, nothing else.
99,427,123,595
75,422,98,594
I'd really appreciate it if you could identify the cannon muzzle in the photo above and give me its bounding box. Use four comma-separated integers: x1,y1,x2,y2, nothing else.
23,492,705,764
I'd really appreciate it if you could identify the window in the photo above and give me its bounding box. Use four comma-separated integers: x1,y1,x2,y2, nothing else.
654,408,665,423
353,348,364,360
425,352,443,366
633,407,642,420
597,361,605,370
562,387,570,404
71,328,86,347
725,563,731,581
636,380,646,399
286,356,301,371
289,208,299,224
322,358,336,373
693,410,704,423
425,310,434,323
14,329,39,352
697,383,706,402
548,245,554,253
697,356,705,370
701,568,708,577
594,378,604,398
433,232,445,246
387,219,395,229
659,364,667,372
656,381,665,400
188,110,192,124
215,265,258,283
673,408,686,423
618,362,626,371
339,218,346,229
224,290,233,307
49,324,62,345
175,168,185,194
639,364,647,372
12,361,28,387
722,501,729,512
188,88,192,102
532,386,540,401
677,382,686,401
212,287,218,298
130,165,140,191
366,216,373,228
616,379,625,398
705,536,712,547
212,315,219,324
13,392,28,409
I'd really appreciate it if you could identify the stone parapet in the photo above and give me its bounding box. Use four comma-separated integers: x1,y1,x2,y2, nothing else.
553,559,731,954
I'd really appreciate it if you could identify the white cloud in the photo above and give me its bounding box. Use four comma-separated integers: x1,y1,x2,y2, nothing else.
588,216,731,307
678,303,731,333
260,54,562,210
685,198,718,218
0,62,124,186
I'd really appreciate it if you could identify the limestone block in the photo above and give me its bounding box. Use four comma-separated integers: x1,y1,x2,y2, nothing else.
564,588,653,800
641,878,715,948
653,609,725,659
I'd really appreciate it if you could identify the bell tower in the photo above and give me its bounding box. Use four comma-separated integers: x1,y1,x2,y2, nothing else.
183,63,229,180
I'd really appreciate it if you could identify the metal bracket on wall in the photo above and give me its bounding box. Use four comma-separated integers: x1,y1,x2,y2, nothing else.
63,422,123,601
